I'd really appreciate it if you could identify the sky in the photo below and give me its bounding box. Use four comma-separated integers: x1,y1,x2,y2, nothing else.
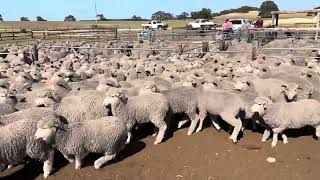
0,0,319,21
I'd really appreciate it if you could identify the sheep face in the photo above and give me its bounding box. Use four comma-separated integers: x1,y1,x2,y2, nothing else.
233,79,250,91
103,91,125,108
35,127,56,143
250,97,273,116
35,118,60,143
281,83,301,102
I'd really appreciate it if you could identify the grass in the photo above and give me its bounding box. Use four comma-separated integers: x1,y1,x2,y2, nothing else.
0,11,318,32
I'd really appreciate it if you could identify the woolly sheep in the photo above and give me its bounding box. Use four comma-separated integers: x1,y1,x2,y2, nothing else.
196,89,251,143
103,89,169,145
56,90,109,123
233,77,300,102
0,109,57,178
35,116,128,170
251,97,320,147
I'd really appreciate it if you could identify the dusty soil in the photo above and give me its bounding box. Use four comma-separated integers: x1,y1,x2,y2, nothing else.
2,122,320,180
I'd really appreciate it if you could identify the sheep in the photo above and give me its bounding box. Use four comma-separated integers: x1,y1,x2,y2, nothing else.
196,89,251,143
160,87,200,135
55,90,109,123
34,116,128,170
233,77,300,102
251,97,320,147
0,91,17,115
103,89,169,145
0,109,57,178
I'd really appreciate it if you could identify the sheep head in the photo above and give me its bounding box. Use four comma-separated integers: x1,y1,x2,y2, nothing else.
281,83,301,102
35,116,62,143
251,96,273,116
103,89,126,109
233,77,250,91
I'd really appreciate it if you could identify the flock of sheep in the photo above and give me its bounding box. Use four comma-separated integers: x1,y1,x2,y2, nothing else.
0,38,319,178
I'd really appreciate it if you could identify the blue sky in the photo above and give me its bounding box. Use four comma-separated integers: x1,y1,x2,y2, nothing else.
0,0,319,21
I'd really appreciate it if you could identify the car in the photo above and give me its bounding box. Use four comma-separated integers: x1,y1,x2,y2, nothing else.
141,20,169,30
229,19,254,31
186,19,217,30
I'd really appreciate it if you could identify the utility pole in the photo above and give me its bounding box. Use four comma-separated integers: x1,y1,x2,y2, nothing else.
94,1,98,25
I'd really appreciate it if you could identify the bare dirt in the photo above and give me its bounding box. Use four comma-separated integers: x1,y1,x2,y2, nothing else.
2,122,320,180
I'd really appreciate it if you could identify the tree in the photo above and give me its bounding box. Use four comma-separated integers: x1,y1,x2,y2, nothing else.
96,14,107,21
131,15,142,20
20,17,30,21
307,6,320,16
259,1,279,18
176,12,189,19
191,8,213,19
0,14,3,21
36,16,47,21
64,15,76,21
151,11,174,20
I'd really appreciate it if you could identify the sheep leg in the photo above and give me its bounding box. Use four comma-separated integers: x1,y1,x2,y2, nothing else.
196,110,207,133
63,154,74,163
43,150,54,179
281,134,288,144
152,128,159,137
262,129,271,142
220,112,242,143
209,115,221,131
315,125,320,138
271,127,285,147
187,113,200,135
75,156,82,170
178,120,189,129
94,154,116,169
126,132,132,144
153,120,167,145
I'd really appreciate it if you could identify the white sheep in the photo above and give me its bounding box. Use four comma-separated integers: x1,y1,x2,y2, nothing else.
251,96,320,147
35,116,128,170
0,109,57,178
103,89,169,145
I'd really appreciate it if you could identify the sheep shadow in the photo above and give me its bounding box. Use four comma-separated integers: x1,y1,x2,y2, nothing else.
81,140,146,168
0,158,43,180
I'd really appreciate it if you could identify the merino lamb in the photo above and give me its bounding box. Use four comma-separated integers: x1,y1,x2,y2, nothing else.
251,96,320,147
35,116,128,170
196,89,251,143
56,90,109,123
0,110,57,178
103,89,170,145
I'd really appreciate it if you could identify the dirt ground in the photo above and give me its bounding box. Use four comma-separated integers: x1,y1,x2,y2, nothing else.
2,122,320,180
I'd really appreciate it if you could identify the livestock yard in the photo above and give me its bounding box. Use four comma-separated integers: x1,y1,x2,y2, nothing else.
1,3,320,180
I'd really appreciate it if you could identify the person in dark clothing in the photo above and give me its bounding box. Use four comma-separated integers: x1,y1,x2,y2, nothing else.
255,16,264,28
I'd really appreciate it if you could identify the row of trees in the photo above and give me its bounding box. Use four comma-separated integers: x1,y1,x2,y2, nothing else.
20,16,47,21
152,1,279,20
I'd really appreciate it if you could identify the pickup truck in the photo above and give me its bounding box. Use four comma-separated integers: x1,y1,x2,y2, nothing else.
186,19,217,30
229,19,254,31
141,20,168,30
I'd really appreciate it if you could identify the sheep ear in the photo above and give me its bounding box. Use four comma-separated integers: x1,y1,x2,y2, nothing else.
281,84,287,88
245,81,251,86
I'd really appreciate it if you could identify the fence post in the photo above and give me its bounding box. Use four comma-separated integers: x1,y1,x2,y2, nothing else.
115,28,118,40
202,41,209,53
31,44,38,62
252,46,257,61
0,33,2,41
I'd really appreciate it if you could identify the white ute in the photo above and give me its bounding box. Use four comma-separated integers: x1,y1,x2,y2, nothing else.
141,20,168,30
229,19,254,31
186,19,217,30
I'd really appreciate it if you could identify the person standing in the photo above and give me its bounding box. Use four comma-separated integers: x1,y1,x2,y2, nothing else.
222,19,233,32
255,16,264,28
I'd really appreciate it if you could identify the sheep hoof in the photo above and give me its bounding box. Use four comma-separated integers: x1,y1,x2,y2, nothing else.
271,143,277,148
152,133,158,137
283,140,288,144
153,140,161,145
195,128,201,133
43,172,50,179
75,165,81,170
94,162,102,170
262,139,267,142
187,131,193,136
